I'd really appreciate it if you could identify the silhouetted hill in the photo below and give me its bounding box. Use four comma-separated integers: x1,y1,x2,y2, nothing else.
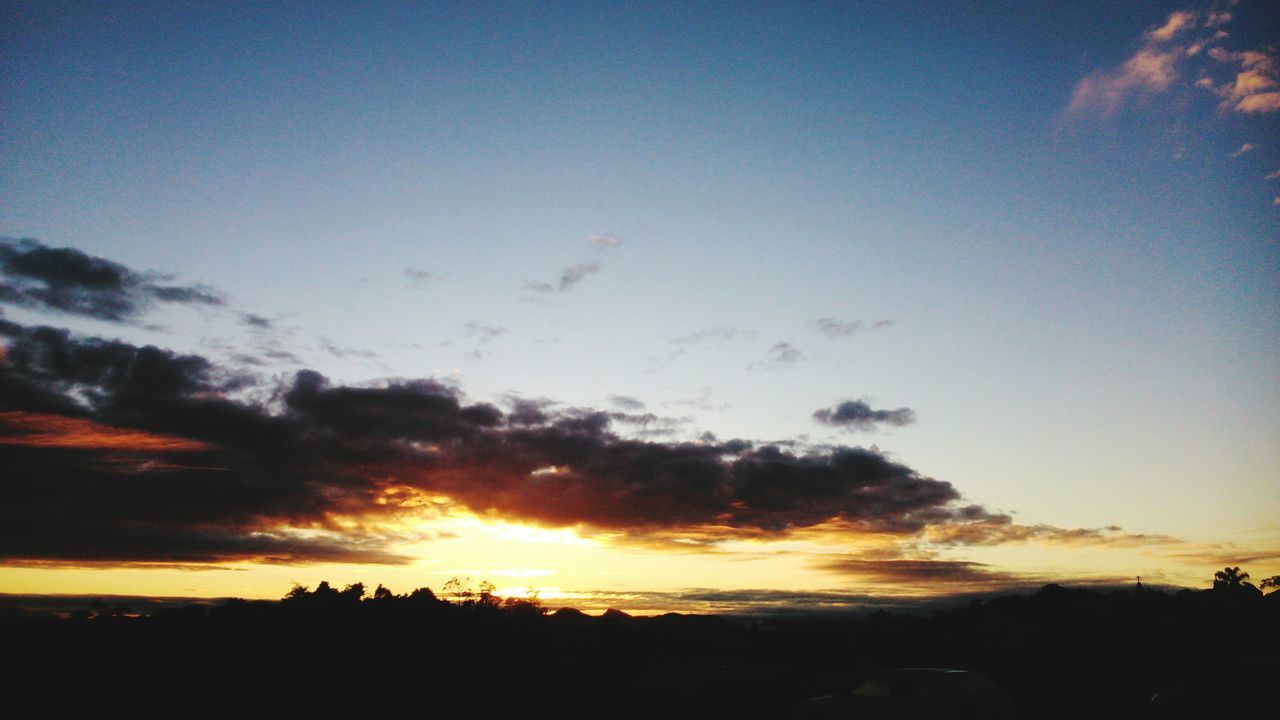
4,581,1277,718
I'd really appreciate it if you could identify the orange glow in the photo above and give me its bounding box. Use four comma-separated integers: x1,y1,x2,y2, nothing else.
0,411,209,452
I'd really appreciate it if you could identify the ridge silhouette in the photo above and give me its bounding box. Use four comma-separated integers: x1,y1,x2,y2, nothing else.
4,568,1276,718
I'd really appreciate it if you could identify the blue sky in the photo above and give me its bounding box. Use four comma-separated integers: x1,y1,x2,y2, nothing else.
1,1,1277,603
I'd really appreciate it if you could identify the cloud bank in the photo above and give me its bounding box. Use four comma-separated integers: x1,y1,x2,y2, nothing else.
0,241,1173,571
0,312,1005,565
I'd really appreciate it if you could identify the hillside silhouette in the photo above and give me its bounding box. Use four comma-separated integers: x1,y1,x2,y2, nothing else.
5,570,1277,718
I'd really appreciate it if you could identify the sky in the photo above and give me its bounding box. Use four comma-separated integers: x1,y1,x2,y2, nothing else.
1,0,1277,613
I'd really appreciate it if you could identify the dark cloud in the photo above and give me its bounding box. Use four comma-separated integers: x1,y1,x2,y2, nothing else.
557,261,601,291
0,321,500,564
813,400,916,431
813,556,1051,589
0,238,224,322
0,317,993,565
812,554,1135,594
505,397,555,426
808,317,894,338
0,247,1133,567
606,411,690,437
1167,548,1280,566
239,312,273,329
524,262,602,295
580,587,924,615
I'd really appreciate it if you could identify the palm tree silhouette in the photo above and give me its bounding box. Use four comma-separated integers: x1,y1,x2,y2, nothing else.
1212,566,1251,590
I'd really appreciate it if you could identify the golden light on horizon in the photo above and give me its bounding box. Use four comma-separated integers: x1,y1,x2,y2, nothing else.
1,486,1272,611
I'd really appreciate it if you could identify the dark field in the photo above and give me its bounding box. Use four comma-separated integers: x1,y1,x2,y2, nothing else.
5,582,1276,718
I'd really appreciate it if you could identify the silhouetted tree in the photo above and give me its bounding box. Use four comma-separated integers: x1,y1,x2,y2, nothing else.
1213,567,1252,590
443,576,473,605
339,582,365,603
1261,576,1279,594
407,587,438,604
476,580,500,610
503,589,547,619
312,580,340,602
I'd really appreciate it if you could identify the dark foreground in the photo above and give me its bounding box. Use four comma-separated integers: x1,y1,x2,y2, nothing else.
6,583,1276,718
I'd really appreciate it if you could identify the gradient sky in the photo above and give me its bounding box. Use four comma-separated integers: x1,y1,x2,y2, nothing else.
1,1,1277,612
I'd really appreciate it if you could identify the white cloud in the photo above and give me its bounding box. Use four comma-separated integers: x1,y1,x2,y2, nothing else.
1233,91,1280,113
1206,48,1280,114
1148,10,1197,42
1066,7,1279,117
1067,48,1181,115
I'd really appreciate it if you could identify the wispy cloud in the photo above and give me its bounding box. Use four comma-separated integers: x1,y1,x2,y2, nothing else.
1164,545,1280,567
588,233,623,248
1064,7,1196,117
808,317,894,338
462,321,508,343
1228,142,1256,157
404,267,444,288
667,387,730,413
320,337,381,359
606,410,691,437
1204,9,1232,27
524,262,603,295
922,515,1179,548
609,395,646,411
1067,47,1181,116
460,321,508,361
749,342,804,369
670,325,752,346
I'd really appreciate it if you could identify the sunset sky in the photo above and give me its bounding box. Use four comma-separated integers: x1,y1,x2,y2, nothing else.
1,1,1277,613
